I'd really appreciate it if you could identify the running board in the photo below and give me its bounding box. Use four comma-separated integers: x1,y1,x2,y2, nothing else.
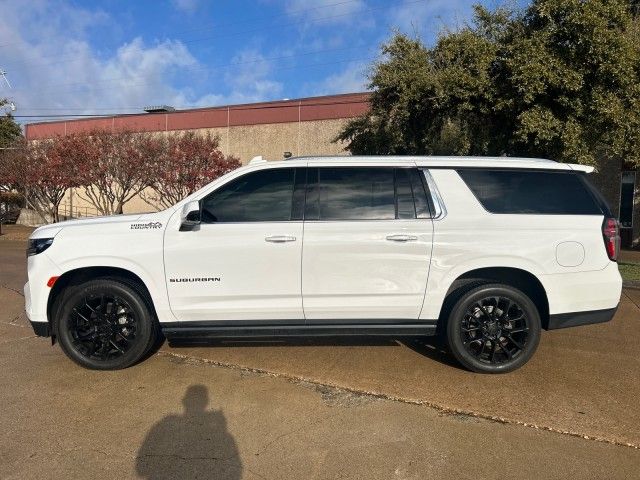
161,322,437,340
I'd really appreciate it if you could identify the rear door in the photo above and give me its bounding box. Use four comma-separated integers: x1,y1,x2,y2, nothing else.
301,165,434,321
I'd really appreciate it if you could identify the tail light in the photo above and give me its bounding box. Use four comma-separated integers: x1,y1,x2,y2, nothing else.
602,218,620,261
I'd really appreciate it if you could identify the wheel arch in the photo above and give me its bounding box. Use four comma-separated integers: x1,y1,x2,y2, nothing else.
47,266,158,331
439,267,550,330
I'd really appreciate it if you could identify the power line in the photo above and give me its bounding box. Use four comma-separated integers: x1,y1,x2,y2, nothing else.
12,54,374,104
9,44,374,93
2,0,408,74
0,0,366,50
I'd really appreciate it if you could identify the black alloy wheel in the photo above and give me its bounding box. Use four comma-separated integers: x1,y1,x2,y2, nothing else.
56,279,156,370
68,293,138,361
460,296,529,365
446,284,541,373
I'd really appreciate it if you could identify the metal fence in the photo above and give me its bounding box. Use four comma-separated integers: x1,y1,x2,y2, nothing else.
58,202,100,219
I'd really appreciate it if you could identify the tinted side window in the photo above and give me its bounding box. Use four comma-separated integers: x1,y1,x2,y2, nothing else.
395,169,415,219
201,168,295,222
408,169,431,219
580,173,613,217
458,169,603,215
316,168,396,220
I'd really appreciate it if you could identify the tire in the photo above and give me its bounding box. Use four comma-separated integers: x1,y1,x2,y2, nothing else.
446,283,541,374
55,278,157,370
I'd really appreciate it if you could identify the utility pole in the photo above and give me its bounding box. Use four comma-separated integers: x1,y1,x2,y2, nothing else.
0,69,11,89
0,68,16,112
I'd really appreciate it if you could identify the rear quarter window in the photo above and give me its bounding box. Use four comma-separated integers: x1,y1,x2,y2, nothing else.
457,169,604,215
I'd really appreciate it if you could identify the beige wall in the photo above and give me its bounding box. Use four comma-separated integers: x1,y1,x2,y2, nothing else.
58,118,352,216
199,118,351,160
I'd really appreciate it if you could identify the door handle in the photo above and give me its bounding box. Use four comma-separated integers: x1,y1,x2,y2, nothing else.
386,234,418,242
265,235,297,243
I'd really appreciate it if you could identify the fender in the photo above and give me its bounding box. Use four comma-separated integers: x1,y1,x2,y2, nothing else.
55,255,177,323
420,254,547,320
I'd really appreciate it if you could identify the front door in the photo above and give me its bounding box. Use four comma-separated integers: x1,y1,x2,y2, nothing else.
164,167,306,322
302,167,433,321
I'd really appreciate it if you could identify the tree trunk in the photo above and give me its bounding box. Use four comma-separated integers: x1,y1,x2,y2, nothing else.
51,200,61,223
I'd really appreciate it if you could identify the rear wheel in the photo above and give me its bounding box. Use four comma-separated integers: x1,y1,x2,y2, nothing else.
446,283,541,373
55,279,157,370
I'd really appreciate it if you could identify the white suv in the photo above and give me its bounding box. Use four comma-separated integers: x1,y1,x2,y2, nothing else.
24,156,622,373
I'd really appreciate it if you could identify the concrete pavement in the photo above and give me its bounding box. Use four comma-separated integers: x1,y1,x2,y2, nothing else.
162,292,640,447
1,238,639,479
0,238,26,292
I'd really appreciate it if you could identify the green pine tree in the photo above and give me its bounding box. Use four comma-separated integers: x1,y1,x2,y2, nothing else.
0,99,22,149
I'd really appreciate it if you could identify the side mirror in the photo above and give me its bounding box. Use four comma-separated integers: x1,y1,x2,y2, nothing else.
179,200,201,231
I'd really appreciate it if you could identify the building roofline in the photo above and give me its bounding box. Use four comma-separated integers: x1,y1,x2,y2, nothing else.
24,91,371,140
25,91,371,127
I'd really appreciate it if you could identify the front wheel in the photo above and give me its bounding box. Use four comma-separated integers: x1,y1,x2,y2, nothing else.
55,278,157,370
446,284,541,373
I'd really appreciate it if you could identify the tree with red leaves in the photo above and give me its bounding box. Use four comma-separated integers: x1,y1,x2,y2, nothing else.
140,131,240,210
2,137,82,223
2,129,240,223
75,130,162,215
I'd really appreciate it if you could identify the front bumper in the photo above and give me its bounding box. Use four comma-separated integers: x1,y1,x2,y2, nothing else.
30,321,50,337
547,305,618,330
25,280,52,337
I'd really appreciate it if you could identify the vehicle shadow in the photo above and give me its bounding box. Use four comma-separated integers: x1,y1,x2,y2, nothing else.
167,336,464,370
400,337,463,369
136,385,242,480
167,336,396,348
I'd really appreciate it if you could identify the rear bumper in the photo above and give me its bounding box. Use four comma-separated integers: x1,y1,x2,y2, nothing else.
541,262,622,314
547,306,618,330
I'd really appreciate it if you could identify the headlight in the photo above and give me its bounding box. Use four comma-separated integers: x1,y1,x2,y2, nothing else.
26,238,54,257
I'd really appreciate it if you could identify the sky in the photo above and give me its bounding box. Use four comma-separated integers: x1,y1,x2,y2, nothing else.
0,0,518,122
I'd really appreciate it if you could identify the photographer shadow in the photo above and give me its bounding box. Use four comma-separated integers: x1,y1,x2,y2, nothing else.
136,385,242,480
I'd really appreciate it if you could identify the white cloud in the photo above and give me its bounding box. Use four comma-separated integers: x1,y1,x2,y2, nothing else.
0,1,213,118
307,60,369,96
171,0,200,14
145,48,285,108
283,0,366,25
198,49,284,106
0,1,286,119
1,0,110,44
0,0,370,121
390,0,475,39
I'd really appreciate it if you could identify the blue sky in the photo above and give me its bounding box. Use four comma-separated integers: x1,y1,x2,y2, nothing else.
0,0,518,121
